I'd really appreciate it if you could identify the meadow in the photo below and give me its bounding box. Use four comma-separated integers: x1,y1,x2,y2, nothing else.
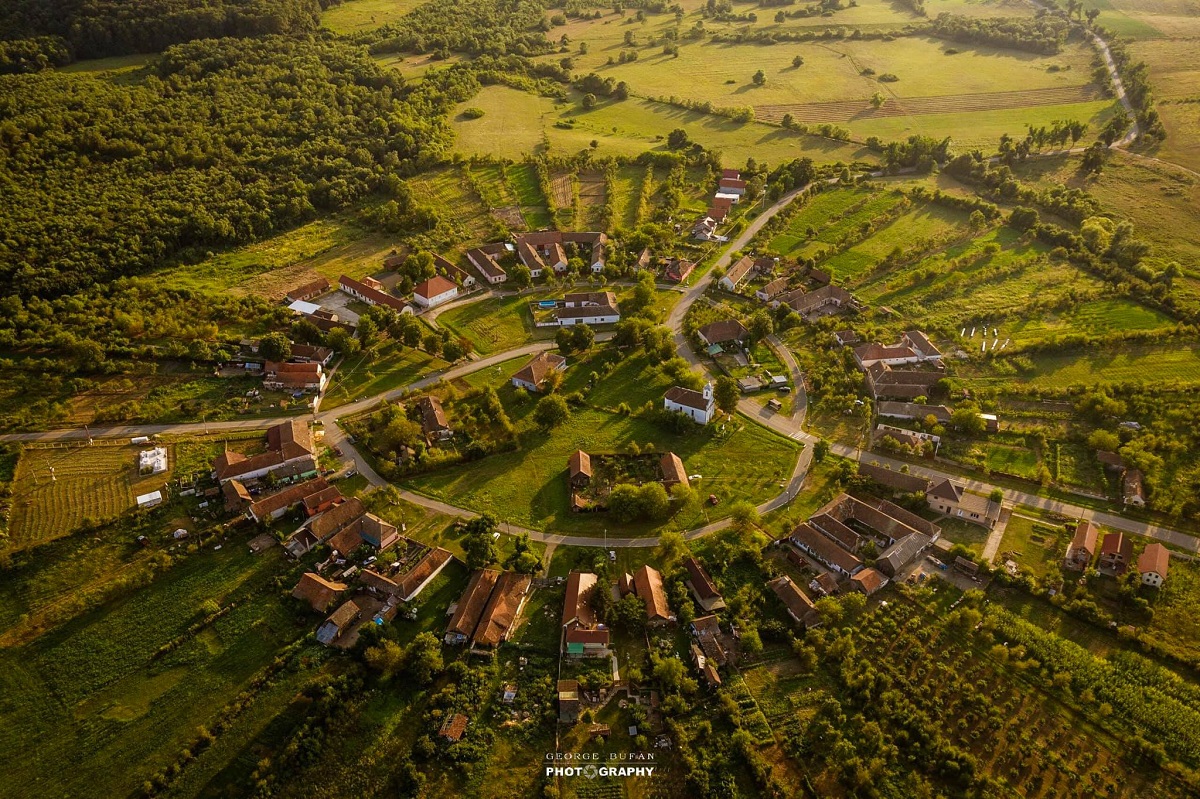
322,340,448,408
404,404,800,536
7,443,174,551
320,0,426,33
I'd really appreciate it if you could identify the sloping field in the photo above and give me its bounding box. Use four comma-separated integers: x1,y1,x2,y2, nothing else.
755,85,1105,124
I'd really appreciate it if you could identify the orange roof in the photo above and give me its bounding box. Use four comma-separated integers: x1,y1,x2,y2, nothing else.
414,275,457,299
1138,543,1170,578
292,572,348,612
633,565,670,621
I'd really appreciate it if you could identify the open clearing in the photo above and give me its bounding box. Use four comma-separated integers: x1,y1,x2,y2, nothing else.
8,444,173,551
320,0,426,32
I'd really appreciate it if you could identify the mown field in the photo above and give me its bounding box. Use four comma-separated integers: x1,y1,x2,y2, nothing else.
8,444,174,551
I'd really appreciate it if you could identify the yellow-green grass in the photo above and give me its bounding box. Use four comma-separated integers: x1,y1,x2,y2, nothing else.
8,444,174,550
436,293,556,355
848,98,1120,152
609,163,647,230
372,51,467,82
766,186,880,254
1127,38,1200,175
1001,298,1177,341
936,517,991,555
322,341,448,408
1086,0,1200,39
822,201,965,280
1010,154,1200,310
406,166,495,242
1144,558,1200,665
58,54,153,74
468,162,521,209
996,513,1069,576
452,86,867,164
403,407,800,536
320,0,426,32
965,343,1200,388
168,214,393,298
591,37,1097,109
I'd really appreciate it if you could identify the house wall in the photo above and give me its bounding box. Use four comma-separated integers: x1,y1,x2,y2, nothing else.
664,399,711,425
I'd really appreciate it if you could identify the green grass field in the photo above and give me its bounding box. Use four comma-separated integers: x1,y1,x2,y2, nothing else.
436,293,554,355
965,343,1200,389
320,0,426,32
322,341,447,408
404,406,799,536
8,444,174,550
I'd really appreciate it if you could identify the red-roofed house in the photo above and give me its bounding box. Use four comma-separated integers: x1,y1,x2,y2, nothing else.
413,275,458,308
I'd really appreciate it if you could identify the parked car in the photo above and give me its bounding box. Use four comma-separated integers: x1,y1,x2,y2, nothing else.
767,399,782,411
708,494,719,506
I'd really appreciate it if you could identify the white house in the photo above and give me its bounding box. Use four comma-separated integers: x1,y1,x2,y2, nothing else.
552,306,620,326
467,246,508,285
136,490,163,509
718,256,755,293
413,276,458,309
512,352,567,392
664,383,716,425
1138,543,1169,587
138,447,168,475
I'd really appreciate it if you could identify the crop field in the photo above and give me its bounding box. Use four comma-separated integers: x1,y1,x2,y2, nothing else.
407,167,495,242
320,0,426,32
504,163,554,229
0,545,308,799
609,163,649,229
404,405,800,536
8,444,174,551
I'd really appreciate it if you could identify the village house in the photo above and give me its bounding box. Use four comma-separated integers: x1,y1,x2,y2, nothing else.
286,278,331,303
856,461,930,494
360,569,401,599
397,547,454,601
863,360,944,401
563,571,611,656
552,304,621,326
433,254,476,289
466,244,508,284
247,477,330,523
633,565,672,626
1138,543,1170,587
213,420,316,484
769,575,820,628
289,344,335,367
659,452,688,489
1098,532,1134,574
663,383,716,425
683,556,726,612
692,217,721,242
718,255,756,292
511,351,567,392
328,512,401,556
1123,468,1147,507
338,274,410,314
292,572,348,613
304,497,366,543
316,600,361,645
665,258,695,283
263,361,326,393
755,277,789,302
568,450,592,490
775,284,856,320
926,478,1002,528
877,532,934,578
222,480,253,513
445,569,531,649
850,567,888,596
790,522,863,577
718,176,746,196
875,401,952,423
445,569,500,645
417,395,452,442
1064,520,1099,571
696,319,749,350
833,330,860,347
810,571,840,597
875,424,938,451
413,275,458,309
854,331,942,369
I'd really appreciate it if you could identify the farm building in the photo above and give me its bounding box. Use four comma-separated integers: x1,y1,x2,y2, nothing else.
511,352,567,392
665,259,695,283
286,278,331,303
659,452,688,489
810,571,840,596
633,565,672,626
562,571,610,656
398,547,454,601
327,512,401,555
413,275,458,308
1064,520,1099,571
790,522,863,577
445,569,500,645
850,568,888,596
863,361,944,401
433,254,475,288
1138,543,1170,587
338,274,410,314
304,497,366,542
439,714,469,742
769,575,820,628
877,533,934,577
856,461,930,494
466,244,508,284
444,569,531,649
263,361,326,393
558,680,581,723
756,277,789,302
247,477,331,523
316,600,361,646
684,557,725,612
696,319,748,348
292,572,348,613
568,450,592,490
1122,468,1147,507
136,491,163,509
664,384,715,425
213,420,316,484
289,344,335,366
875,402,952,423
138,447,168,475
926,479,1001,528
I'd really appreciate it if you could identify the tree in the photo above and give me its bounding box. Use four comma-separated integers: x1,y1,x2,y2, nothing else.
582,93,597,109
639,482,671,520
462,513,499,570
792,55,804,68
1081,141,1107,174
951,407,986,436
870,91,886,109
1088,429,1120,452
364,640,406,678
611,592,645,630
259,331,291,362
572,323,595,351
989,488,1004,503
505,533,542,574
556,326,579,354
730,500,760,531
666,128,690,150
653,656,686,692
656,530,689,569
608,483,643,523
752,69,766,86
813,438,830,463
534,394,569,429
406,633,443,685
713,376,740,415
748,310,773,343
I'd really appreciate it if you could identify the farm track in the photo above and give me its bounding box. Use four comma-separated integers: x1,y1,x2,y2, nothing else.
755,84,1105,124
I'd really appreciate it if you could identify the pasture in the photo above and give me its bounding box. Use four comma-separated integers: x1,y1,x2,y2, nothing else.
435,292,555,355
403,406,800,536
7,444,173,551
320,0,426,32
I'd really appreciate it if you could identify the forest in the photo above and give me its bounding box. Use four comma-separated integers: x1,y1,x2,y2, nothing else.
0,35,471,297
0,0,331,65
